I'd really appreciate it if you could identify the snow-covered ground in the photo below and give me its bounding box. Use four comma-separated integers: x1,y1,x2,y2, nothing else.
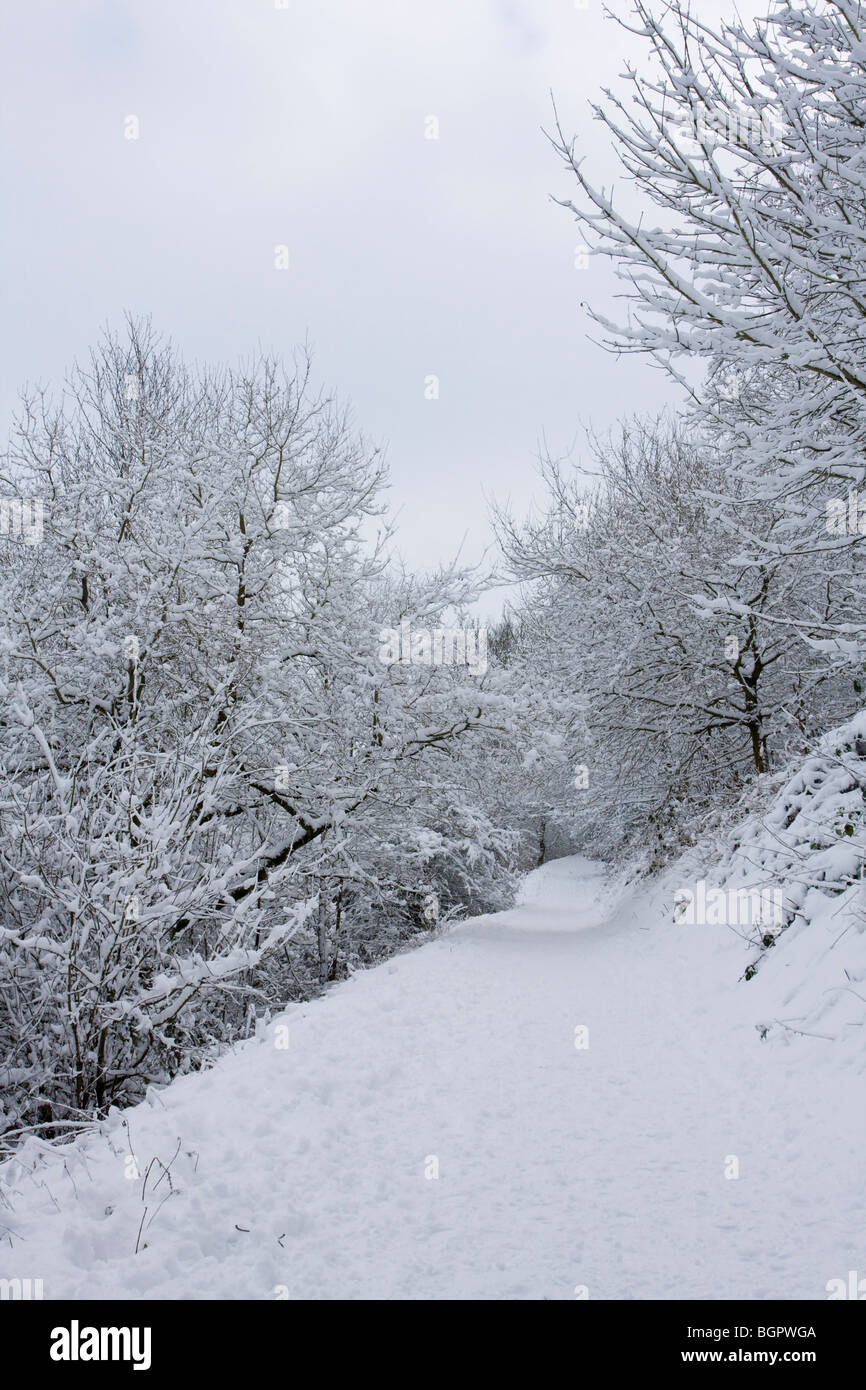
1,854,862,1300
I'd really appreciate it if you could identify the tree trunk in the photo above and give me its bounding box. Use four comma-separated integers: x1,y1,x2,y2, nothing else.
317,884,330,984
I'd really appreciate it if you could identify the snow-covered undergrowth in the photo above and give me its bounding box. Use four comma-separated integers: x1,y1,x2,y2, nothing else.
660,712,866,1066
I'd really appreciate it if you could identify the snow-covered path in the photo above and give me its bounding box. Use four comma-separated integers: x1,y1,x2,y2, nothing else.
1,856,862,1300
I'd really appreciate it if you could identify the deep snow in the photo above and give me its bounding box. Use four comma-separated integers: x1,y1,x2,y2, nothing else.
0,855,862,1300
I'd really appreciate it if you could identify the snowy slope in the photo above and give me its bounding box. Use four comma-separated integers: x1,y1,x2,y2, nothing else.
667,712,866,1063
1,853,861,1301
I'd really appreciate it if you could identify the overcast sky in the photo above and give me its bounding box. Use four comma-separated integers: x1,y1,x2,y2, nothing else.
1,0,746,614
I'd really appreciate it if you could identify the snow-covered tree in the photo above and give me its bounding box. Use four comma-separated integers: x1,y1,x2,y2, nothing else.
496,417,862,861
0,320,518,1145
550,0,866,653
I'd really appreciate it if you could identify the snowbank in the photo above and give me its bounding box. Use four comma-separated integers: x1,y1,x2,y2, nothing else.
659,712,866,1066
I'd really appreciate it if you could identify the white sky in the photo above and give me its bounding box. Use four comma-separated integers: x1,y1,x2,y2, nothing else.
0,0,749,613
